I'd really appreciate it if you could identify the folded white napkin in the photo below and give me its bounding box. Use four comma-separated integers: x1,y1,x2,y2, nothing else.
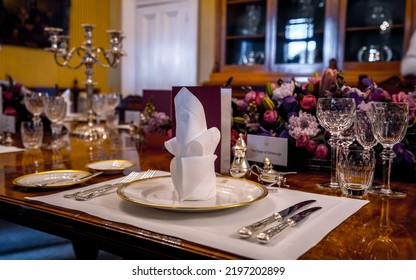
164,87,220,201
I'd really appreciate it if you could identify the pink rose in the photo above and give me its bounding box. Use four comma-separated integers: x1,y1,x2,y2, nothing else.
296,133,310,147
392,91,416,120
300,94,317,110
314,144,329,159
255,91,266,106
245,91,257,104
263,109,278,124
244,90,265,106
305,140,318,152
4,91,13,100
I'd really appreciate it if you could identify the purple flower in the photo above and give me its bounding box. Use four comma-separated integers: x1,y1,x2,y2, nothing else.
393,143,415,163
278,96,300,121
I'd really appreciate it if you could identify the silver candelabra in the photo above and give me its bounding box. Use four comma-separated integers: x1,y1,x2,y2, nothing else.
44,24,125,141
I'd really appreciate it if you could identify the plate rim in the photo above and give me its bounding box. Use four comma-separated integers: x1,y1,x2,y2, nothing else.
12,169,92,188
86,159,136,172
117,176,268,212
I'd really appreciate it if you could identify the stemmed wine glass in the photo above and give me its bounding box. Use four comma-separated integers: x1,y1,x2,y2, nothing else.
354,108,381,191
104,93,121,112
316,98,356,189
92,93,121,135
92,94,107,126
104,93,121,128
24,92,45,124
43,95,67,149
370,102,409,198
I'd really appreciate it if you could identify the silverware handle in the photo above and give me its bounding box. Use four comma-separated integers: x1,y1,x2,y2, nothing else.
75,183,121,200
256,220,293,244
238,213,281,239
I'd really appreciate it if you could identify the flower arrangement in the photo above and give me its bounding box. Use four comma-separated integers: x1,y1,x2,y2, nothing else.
231,69,416,170
1,74,31,130
1,75,31,117
141,97,172,137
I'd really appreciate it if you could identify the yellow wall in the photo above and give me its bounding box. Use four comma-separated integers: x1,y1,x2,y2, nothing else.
0,0,117,91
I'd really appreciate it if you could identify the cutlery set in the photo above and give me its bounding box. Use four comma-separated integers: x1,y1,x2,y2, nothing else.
43,169,320,243
63,169,155,201
238,200,321,244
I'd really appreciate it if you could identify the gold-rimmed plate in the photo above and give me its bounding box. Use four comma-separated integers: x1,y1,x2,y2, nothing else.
117,176,268,212
86,160,135,174
13,170,92,189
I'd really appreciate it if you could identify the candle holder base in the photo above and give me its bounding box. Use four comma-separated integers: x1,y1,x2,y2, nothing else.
70,123,107,141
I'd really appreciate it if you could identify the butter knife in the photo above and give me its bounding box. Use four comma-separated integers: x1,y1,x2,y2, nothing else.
256,206,322,244
238,199,316,239
34,171,103,187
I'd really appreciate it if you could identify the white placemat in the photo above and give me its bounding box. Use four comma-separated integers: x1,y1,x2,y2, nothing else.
27,171,368,259
0,145,25,154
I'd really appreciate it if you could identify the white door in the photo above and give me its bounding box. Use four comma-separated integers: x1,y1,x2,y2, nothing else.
121,0,198,96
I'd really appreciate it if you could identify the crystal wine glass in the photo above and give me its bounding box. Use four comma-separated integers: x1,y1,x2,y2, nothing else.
104,93,121,127
43,95,67,149
316,97,356,189
104,93,121,112
24,91,45,124
354,108,381,191
370,102,409,198
92,94,107,126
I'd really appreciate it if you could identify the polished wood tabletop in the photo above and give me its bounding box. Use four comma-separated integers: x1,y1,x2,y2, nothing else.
0,129,415,259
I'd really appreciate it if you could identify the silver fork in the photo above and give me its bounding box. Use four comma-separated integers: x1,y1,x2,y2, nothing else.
72,170,155,201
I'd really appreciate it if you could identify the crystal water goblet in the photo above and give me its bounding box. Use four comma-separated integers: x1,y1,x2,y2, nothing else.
92,94,107,126
104,93,121,112
316,97,356,189
43,95,67,149
354,108,381,191
24,91,45,124
104,93,121,128
370,102,409,198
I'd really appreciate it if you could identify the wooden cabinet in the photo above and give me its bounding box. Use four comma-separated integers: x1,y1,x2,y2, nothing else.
206,0,416,88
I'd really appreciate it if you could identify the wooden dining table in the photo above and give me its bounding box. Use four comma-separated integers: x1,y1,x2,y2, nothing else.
0,128,415,260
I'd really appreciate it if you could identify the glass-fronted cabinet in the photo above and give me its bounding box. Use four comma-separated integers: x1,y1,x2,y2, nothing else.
207,0,415,87
274,0,326,65
224,0,267,66
343,0,406,63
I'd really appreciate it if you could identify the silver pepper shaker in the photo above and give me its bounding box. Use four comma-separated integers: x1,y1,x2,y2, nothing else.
229,133,250,178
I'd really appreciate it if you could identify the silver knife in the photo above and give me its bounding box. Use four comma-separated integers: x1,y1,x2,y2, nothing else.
34,171,103,187
238,199,316,239
256,206,322,244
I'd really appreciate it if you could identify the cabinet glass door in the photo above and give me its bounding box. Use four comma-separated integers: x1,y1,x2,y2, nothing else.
344,0,406,63
275,0,326,65
225,0,267,66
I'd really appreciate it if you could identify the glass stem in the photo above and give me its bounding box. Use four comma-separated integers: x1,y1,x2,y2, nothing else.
330,144,337,184
328,135,339,187
380,147,395,195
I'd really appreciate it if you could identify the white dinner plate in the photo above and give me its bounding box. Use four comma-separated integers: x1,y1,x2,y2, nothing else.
13,170,93,189
86,160,135,174
117,176,268,212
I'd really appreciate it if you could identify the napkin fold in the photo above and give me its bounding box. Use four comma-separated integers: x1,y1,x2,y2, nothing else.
165,87,220,201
